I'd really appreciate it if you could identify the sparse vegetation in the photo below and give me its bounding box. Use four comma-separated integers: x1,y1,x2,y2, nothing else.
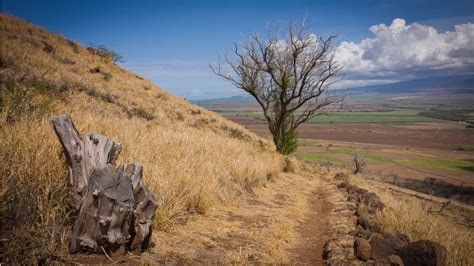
456,144,474,152
353,152,366,174
418,108,474,123
86,44,123,63
294,151,344,164
0,80,58,123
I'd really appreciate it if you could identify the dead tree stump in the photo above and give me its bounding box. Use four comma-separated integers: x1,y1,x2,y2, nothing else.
50,114,158,254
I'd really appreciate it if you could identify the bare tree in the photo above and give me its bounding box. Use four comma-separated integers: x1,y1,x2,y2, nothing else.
353,152,366,174
211,22,343,154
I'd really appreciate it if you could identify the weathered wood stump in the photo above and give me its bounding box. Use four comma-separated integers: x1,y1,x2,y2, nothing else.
50,114,158,254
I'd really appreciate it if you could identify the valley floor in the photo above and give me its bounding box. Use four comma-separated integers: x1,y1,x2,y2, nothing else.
226,116,474,187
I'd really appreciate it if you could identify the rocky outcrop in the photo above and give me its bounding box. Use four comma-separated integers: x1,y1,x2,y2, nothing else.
334,174,448,266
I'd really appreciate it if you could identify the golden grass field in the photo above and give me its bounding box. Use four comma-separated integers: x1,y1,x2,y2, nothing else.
0,14,284,263
1,14,473,265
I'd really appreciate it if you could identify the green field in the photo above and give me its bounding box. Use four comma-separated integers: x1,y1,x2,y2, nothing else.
294,151,345,164
295,148,474,173
456,144,474,152
220,110,441,123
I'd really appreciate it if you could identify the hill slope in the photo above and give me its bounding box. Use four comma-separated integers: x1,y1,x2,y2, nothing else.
2,14,472,265
0,14,288,263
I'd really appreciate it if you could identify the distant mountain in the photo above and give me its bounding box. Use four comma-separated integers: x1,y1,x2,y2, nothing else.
194,75,474,105
348,74,474,94
192,95,255,106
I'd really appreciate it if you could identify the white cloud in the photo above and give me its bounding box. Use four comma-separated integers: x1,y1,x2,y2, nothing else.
335,18,474,77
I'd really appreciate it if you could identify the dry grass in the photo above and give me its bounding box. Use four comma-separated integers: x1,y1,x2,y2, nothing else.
350,176,474,266
150,169,322,264
0,14,284,263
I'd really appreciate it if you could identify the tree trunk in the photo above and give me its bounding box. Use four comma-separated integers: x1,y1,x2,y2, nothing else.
50,114,158,254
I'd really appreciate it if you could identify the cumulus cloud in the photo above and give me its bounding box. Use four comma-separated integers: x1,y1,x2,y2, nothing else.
335,18,474,80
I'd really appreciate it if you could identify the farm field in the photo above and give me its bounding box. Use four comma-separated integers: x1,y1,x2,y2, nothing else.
219,110,443,123
224,113,474,187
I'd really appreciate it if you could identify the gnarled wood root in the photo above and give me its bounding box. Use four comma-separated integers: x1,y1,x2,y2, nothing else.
50,114,158,254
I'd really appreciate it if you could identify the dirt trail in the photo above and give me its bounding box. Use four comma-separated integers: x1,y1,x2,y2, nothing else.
291,186,332,265
289,173,356,264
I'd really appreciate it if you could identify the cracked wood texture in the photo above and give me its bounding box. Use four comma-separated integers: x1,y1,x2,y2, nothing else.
50,114,158,254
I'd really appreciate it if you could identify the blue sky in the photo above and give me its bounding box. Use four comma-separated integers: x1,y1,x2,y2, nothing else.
3,0,474,99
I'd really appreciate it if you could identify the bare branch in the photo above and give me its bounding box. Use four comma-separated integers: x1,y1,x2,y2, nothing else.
210,21,344,153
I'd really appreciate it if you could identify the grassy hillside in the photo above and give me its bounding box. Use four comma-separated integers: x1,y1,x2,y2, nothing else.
2,14,472,265
0,14,284,263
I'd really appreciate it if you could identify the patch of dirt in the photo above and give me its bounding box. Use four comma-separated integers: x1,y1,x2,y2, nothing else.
289,172,358,265
291,187,332,265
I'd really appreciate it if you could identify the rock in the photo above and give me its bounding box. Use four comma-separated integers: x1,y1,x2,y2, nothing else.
361,191,385,213
387,255,404,266
366,259,376,265
358,214,382,233
90,66,101,73
337,181,349,189
370,232,407,259
335,172,349,180
375,258,390,265
339,182,384,213
397,240,447,266
42,40,55,53
67,40,80,53
354,238,372,262
357,205,369,216
346,184,367,195
354,225,372,239
395,233,410,245
348,194,360,204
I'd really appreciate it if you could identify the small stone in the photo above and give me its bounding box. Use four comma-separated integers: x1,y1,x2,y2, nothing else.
366,259,376,265
387,255,404,266
337,181,349,189
354,225,371,239
375,258,390,265
354,237,372,262
358,214,382,233
370,233,407,260
397,240,447,266
334,172,349,180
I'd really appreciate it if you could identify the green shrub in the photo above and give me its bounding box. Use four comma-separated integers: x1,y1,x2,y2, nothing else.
87,45,123,63
0,81,57,123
